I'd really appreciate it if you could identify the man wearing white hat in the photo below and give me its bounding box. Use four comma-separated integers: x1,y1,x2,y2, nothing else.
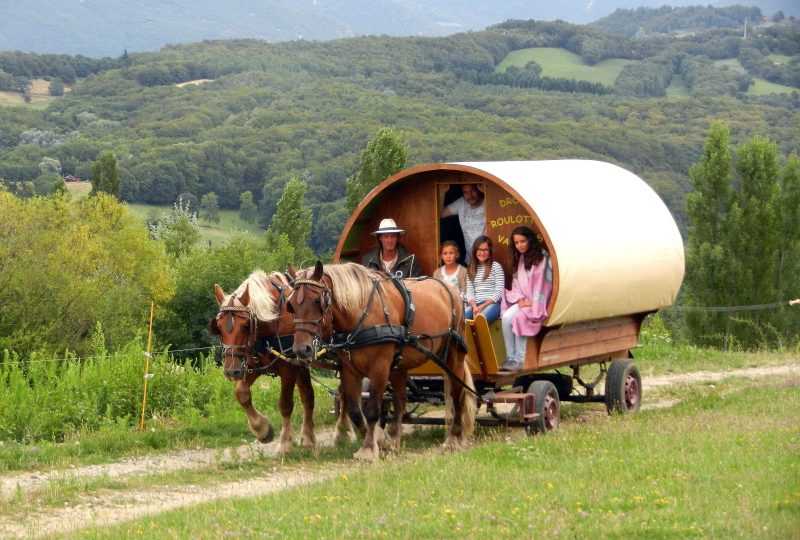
361,218,420,278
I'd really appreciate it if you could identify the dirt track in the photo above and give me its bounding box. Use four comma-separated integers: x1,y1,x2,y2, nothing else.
1,363,797,538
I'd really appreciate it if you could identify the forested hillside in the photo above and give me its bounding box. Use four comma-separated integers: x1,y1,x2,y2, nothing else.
1,17,799,253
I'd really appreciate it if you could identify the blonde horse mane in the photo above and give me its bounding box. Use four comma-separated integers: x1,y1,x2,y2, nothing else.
227,270,283,321
307,263,379,318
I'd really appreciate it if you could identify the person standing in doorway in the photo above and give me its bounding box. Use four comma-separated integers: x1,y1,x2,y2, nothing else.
439,183,486,264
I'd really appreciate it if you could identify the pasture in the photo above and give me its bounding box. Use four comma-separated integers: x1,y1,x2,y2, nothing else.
0,78,68,109
64,181,92,198
125,203,264,246
496,47,632,86
713,58,797,95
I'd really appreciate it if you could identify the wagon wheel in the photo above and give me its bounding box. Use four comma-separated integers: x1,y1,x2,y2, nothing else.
604,359,642,414
526,380,560,434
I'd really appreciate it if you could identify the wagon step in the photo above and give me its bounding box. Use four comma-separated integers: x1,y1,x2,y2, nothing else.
486,387,539,421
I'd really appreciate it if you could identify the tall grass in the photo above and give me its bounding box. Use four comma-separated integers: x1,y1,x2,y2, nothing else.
0,332,240,444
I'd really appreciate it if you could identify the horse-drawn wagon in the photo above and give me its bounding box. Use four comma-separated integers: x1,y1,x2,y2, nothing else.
333,160,685,432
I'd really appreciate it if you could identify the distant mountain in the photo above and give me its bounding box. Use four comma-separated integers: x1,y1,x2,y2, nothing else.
2,0,796,57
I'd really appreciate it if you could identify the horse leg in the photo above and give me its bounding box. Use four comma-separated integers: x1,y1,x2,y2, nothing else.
236,375,274,443
334,379,357,446
296,367,317,451
353,353,391,461
443,354,477,450
275,364,297,455
386,370,408,452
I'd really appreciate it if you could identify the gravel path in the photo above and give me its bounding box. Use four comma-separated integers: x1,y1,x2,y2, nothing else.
1,362,797,538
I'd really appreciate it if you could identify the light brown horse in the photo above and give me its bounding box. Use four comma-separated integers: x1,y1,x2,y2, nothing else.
288,261,476,460
209,270,316,454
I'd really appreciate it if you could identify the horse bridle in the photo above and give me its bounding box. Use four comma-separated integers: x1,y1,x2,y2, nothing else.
217,303,260,368
290,276,334,345
216,278,294,373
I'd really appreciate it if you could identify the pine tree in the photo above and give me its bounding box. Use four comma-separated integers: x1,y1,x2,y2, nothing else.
346,126,408,212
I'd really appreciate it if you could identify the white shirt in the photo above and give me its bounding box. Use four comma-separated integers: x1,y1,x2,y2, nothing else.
446,197,485,261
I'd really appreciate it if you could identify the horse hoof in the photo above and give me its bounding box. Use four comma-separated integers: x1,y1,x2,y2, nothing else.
256,427,275,444
353,446,379,461
334,429,356,446
441,437,462,451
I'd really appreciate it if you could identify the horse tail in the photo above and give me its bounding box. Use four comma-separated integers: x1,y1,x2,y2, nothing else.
443,358,477,440
459,367,477,439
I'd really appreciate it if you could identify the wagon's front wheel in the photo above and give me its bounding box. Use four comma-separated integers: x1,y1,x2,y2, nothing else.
604,359,642,414
526,380,560,434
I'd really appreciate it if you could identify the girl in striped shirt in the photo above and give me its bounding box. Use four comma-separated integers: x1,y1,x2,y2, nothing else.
464,236,505,323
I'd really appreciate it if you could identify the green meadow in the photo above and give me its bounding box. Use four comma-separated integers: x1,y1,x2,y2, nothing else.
125,203,264,247
496,47,633,86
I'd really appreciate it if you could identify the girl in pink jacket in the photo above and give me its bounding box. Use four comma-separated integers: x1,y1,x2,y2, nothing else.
499,226,553,371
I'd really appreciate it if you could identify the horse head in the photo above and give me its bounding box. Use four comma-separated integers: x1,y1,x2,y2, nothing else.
209,271,288,380
288,261,334,361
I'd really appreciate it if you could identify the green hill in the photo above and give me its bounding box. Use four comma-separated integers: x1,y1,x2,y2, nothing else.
1,18,799,252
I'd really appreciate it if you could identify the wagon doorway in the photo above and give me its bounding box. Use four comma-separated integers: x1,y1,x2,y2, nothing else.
438,182,487,266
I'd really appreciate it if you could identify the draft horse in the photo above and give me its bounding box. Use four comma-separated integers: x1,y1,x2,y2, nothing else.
209,270,316,454
288,261,476,460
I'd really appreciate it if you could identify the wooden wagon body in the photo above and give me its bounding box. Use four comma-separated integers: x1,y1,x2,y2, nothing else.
334,160,684,423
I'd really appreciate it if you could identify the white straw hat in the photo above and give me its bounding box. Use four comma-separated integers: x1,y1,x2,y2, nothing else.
371,218,406,236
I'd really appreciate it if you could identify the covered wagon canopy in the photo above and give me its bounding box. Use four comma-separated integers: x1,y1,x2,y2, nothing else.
335,160,685,327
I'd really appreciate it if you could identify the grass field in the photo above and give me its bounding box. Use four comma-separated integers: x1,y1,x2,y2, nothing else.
1,343,798,537
497,50,797,96
125,202,264,247
64,181,92,198
496,48,633,86
713,58,797,95
0,78,69,109
60,186,263,246
75,372,800,539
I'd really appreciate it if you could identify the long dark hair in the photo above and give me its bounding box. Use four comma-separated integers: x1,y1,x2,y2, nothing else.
468,235,493,281
511,226,544,270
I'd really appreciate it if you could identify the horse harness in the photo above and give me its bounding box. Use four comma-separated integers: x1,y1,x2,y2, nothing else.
217,275,302,375
292,274,468,376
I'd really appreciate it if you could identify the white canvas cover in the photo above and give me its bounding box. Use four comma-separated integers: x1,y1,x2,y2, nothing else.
453,160,685,326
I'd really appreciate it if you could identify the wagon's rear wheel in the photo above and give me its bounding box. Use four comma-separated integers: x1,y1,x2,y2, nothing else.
526,380,560,434
604,359,642,414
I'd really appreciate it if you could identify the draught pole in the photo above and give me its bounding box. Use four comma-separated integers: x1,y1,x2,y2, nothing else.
139,302,155,432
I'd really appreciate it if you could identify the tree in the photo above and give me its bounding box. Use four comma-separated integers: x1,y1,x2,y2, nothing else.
156,234,295,349
345,126,408,212
685,123,790,349
49,77,65,96
0,192,173,356
199,192,220,223
90,151,120,197
776,154,800,338
148,196,201,258
267,175,312,259
39,157,61,175
238,190,257,224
